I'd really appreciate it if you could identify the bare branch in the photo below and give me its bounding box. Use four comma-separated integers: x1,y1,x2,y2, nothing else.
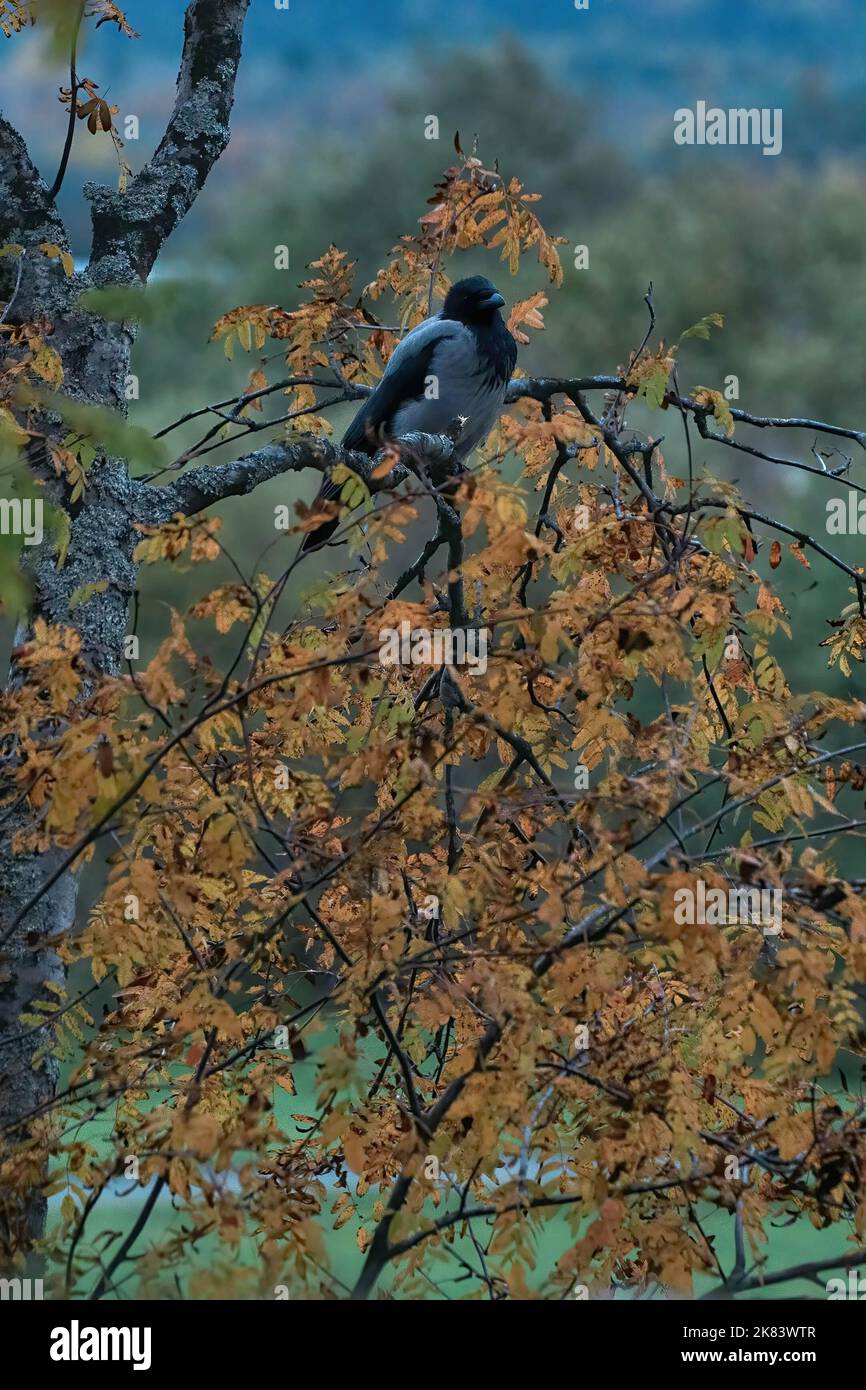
153,377,370,440
507,374,866,451
47,0,86,201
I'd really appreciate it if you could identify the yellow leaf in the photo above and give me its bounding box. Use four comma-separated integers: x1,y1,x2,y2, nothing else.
333,1202,355,1230
30,343,64,386
39,242,74,277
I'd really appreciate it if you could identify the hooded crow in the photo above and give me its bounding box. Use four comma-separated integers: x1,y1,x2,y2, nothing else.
301,275,517,550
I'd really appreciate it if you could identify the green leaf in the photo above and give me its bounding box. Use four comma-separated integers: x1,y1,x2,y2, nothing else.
699,511,747,557
679,312,724,343
68,578,109,610
693,624,726,669
27,392,168,474
247,599,275,657
632,362,670,410
64,433,98,475
77,281,183,326
30,0,88,60
331,464,371,513
693,385,735,437
0,456,44,613
53,509,71,569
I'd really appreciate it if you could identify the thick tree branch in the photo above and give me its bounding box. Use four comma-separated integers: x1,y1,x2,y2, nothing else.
149,372,866,536
87,0,251,282
0,115,59,241
142,430,457,522
505,375,622,403
0,115,69,324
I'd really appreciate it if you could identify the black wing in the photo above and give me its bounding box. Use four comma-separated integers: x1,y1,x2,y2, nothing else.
342,320,455,453
301,319,456,551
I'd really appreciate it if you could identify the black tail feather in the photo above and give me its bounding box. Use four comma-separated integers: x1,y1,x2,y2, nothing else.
300,474,343,552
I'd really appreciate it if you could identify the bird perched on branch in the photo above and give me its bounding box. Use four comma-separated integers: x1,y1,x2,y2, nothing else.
301,275,517,550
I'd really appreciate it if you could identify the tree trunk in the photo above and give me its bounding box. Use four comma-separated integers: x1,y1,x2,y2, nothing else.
0,128,139,1260
0,0,251,1264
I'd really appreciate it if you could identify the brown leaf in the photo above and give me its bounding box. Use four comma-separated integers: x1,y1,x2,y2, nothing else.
96,741,114,777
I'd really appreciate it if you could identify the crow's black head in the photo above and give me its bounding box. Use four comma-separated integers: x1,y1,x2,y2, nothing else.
442,276,506,325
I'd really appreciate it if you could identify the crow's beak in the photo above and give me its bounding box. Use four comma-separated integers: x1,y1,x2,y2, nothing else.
480,291,505,309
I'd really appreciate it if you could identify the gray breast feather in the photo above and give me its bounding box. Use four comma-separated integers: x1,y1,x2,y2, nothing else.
383,313,457,373
389,324,508,459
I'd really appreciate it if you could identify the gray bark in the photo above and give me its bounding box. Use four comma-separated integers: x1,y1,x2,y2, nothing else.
0,0,250,1262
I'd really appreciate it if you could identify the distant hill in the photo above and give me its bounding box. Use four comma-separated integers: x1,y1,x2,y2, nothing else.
4,0,865,251
6,0,866,179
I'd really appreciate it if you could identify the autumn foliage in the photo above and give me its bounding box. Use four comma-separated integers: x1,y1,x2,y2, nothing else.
4,6,866,1303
